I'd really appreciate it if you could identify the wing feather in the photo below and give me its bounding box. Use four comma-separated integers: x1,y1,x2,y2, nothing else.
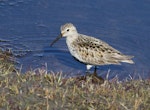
71,34,133,65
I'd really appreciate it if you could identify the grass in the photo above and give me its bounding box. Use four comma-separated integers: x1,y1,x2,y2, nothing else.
0,49,150,110
0,49,15,75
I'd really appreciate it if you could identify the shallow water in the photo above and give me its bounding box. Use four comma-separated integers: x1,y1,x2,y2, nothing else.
0,0,150,79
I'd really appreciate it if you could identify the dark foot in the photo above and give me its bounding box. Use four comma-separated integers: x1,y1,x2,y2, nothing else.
77,66,104,84
91,66,104,84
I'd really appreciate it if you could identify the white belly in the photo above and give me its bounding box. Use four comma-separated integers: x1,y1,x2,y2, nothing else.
66,37,81,60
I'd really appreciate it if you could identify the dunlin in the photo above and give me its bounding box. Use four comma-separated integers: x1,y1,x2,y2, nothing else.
50,23,134,74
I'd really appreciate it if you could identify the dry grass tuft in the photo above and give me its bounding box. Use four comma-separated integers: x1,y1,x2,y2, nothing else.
0,71,149,110
0,49,150,110
0,49,15,75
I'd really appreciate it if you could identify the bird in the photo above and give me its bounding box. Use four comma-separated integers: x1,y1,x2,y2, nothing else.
50,23,134,75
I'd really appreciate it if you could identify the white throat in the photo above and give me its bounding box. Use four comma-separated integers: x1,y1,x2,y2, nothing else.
66,33,78,44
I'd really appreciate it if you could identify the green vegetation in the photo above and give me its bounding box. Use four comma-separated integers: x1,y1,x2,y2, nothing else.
0,49,150,110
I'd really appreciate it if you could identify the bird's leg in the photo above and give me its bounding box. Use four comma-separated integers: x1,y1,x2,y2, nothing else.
93,66,98,76
92,66,104,83
86,65,97,76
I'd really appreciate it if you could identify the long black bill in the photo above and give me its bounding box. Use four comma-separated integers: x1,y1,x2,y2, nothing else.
50,34,62,47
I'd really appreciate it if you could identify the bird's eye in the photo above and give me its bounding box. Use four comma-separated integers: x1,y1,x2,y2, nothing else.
67,29,69,32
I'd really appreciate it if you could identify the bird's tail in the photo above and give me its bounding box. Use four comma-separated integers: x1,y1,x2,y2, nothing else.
120,55,134,64
111,53,134,64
